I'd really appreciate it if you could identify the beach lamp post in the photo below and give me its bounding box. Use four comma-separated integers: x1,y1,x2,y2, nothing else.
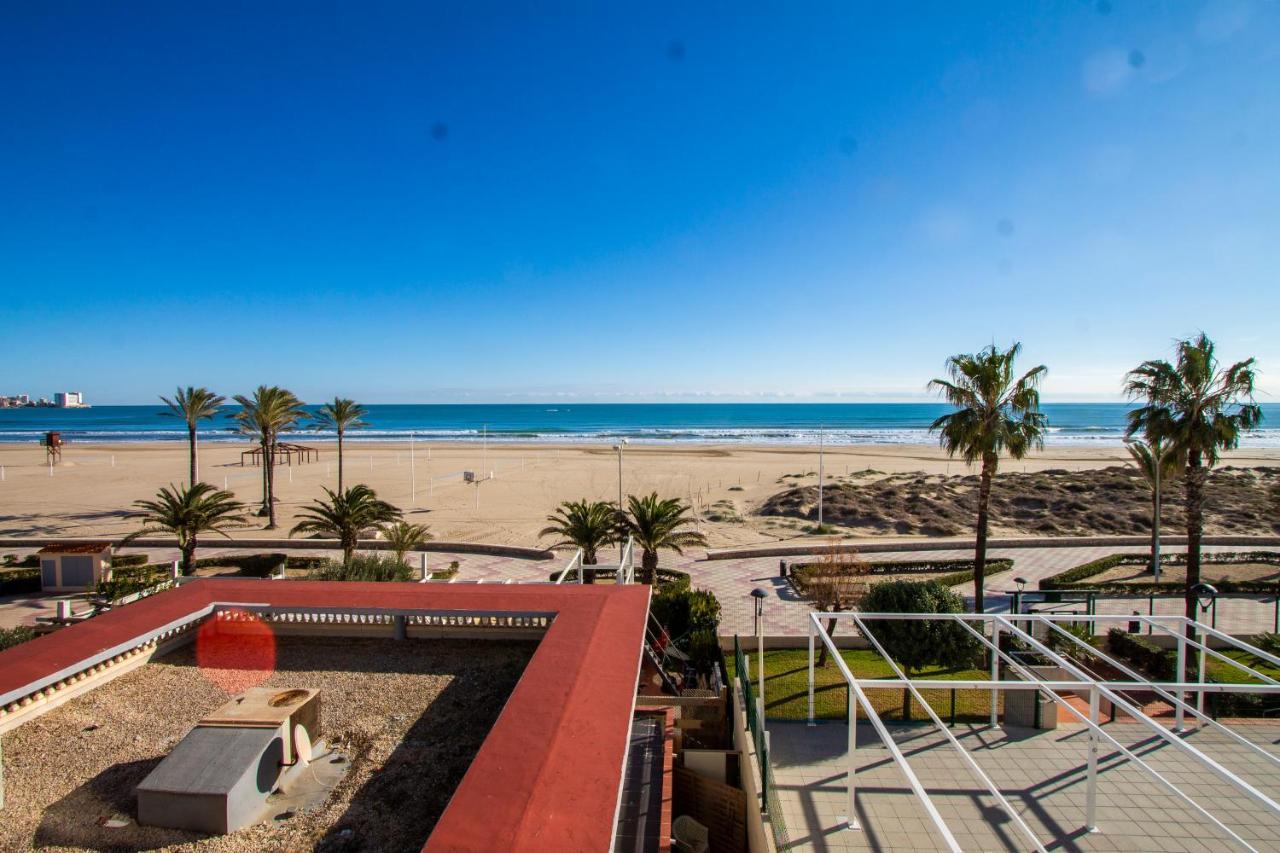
817,428,825,529
1189,582,1218,718
1013,576,1029,615
751,587,768,706
613,439,629,559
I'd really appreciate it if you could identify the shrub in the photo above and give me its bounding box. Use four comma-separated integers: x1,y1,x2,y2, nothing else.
1106,628,1175,680
0,625,36,651
1255,633,1280,657
687,629,721,674
0,568,42,596
309,554,415,582
651,586,721,644
2,554,39,569
96,564,171,601
191,552,288,578
548,566,691,588
110,553,151,568
1042,552,1280,593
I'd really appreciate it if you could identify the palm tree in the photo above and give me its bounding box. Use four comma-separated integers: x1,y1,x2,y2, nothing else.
124,482,247,575
291,484,402,564
159,386,225,485
539,500,618,573
1125,333,1261,623
380,519,432,564
928,342,1047,614
1125,437,1183,579
233,386,308,529
619,492,708,585
314,397,368,492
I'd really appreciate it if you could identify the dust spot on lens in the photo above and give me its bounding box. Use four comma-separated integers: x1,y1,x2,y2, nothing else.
839,136,858,156
997,218,1015,237
430,123,449,141
1095,0,1112,15
1128,49,1145,69
666,39,685,61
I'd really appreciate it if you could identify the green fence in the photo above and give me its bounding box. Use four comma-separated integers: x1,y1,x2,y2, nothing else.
734,636,791,851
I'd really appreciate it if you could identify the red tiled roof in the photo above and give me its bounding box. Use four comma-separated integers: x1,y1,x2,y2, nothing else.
36,542,112,554
0,580,651,852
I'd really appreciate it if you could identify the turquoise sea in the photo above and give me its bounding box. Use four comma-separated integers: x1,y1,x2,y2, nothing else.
1,403,1278,447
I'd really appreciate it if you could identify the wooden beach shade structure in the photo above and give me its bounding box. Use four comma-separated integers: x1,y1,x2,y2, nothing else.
239,442,320,467
41,431,63,464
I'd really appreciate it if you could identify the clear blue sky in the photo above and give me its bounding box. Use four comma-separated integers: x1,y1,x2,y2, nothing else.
2,1,1277,404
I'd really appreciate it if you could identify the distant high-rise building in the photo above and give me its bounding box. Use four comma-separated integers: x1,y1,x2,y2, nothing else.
53,391,85,408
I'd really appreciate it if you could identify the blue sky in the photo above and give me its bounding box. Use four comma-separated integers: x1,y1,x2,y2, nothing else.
2,1,1277,404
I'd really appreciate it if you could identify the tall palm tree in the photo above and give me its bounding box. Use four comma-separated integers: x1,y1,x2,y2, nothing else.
539,500,618,571
314,397,368,492
928,342,1047,614
619,492,708,585
1125,333,1261,623
1125,436,1183,578
291,484,402,565
159,386,225,485
124,482,247,575
233,386,308,529
380,519,432,564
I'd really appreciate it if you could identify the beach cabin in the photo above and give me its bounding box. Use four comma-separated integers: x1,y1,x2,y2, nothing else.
38,542,112,591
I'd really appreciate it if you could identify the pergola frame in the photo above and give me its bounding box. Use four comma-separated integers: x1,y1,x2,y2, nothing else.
804,611,1280,852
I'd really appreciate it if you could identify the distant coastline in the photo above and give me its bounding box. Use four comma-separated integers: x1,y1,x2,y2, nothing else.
2,403,1278,447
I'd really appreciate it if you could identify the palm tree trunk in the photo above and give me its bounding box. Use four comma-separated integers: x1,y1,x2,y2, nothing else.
1149,491,1160,574
188,424,199,486
973,453,997,614
817,614,837,667
643,549,658,586
182,537,197,576
265,435,278,529
337,429,345,492
259,436,269,515
1184,452,1206,627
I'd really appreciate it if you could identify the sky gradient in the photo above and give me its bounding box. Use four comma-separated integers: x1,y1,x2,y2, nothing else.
2,2,1278,404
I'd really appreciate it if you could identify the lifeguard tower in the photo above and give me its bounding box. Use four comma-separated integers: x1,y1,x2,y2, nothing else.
41,431,63,464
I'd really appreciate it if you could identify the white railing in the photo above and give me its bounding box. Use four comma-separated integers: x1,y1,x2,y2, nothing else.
806,611,1280,851
619,537,635,585
553,549,584,584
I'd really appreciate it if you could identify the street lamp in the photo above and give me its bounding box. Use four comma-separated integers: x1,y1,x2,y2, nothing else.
1191,582,1218,615
751,587,768,705
612,438,629,560
1012,576,1029,615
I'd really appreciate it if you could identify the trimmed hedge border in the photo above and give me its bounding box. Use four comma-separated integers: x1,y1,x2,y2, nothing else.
790,558,1015,596
109,553,151,568
548,566,692,588
1040,551,1280,593
0,568,41,596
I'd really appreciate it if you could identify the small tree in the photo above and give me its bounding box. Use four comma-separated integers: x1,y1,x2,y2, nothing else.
380,520,432,564
618,493,708,584
806,540,871,667
859,579,979,720
124,482,248,575
539,500,618,569
1125,437,1182,576
291,484,402,564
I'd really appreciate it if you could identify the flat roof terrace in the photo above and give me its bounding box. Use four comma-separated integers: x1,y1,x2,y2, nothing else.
0,579,651,851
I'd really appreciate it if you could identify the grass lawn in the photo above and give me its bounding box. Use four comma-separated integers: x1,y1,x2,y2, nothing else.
726,648,1000,723
1204,648,1280,684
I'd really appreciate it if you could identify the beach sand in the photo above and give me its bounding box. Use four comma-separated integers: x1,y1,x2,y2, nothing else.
1,441,1278,548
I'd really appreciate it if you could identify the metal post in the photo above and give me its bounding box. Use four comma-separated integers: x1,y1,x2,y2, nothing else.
818,428,825,528
1153,461,1161,583
410,432,416,506
757,621,765,710
807,617,816,725
1175,632,1187,732
990,620,1000,729
1086,686,1099,832
1197,633,1207,721
420,552,429,582
846,685,859,830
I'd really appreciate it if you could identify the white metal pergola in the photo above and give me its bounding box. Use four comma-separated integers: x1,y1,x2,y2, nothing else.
805,611,1280,852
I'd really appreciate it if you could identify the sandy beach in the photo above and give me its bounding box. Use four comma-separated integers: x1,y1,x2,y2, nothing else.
2,440,1278,548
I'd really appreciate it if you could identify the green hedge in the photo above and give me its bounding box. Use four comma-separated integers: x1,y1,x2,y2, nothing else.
1042,551,1280,593
191,552,288,578
97,564,172,601
0,568,42,596
2,554,40,569
109,553,151,568
1106,627,1176,680
0,625,36,651
547,566,691,588
791,558,1014,595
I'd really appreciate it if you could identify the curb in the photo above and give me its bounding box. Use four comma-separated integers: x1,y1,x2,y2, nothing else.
703,535,1280,561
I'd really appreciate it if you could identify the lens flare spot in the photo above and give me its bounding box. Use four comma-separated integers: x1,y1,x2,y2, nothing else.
195,610,276,694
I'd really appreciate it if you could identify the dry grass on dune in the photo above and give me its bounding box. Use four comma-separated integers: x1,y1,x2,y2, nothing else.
759,466,1280,538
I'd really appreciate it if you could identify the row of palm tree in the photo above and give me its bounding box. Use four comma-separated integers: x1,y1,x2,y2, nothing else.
930,333,1261,621
127,481,429,574
539,492,707,584
160,387,369,528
